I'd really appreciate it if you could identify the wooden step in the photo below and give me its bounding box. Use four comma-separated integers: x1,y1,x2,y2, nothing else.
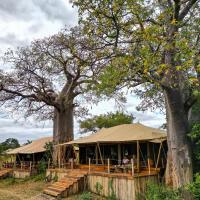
47,186,66,193
43,189,61,197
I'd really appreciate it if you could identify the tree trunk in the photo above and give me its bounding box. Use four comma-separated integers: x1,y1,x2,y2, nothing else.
52,105,74,165
164,88,193,188
53,106,74,144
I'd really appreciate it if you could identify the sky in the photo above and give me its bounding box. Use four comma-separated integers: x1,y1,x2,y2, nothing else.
0,0,165,144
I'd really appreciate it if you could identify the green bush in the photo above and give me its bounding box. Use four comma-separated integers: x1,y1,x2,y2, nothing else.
38,160,47,174
137,182,181,200
78,191,93,200
187,173,200,200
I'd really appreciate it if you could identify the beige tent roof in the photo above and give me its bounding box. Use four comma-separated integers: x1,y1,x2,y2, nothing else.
59,123,167,146
7,136,53,154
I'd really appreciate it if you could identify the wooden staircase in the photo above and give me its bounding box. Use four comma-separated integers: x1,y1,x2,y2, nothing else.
0,168,12,178
43,170,88,198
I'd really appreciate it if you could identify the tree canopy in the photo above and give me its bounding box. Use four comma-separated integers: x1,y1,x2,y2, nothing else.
72,0,200,187
0,138,20,154
80,111,134,133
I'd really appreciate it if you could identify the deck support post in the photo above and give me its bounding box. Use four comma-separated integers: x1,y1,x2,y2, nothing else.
131,158,134,176
156,142,162,169
108,158,110,174
137,141,140,172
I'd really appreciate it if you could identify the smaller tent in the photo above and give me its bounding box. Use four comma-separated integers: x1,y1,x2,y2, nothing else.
6,136,52,163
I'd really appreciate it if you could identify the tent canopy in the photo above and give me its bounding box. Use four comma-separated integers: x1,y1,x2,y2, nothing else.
6,136,52,155
58,123,167,146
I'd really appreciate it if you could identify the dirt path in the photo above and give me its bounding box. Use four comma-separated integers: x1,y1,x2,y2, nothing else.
0,188,25,200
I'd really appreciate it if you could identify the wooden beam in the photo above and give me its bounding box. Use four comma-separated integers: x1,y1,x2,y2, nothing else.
156,142,162,169
97,143,104,165
137,141,140,172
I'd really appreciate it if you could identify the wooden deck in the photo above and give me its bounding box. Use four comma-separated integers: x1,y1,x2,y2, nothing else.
45,165,160,199
0,169,13,178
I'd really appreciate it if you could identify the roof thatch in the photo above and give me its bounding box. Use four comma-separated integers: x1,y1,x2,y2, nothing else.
7,136,52,154
58,123,167,146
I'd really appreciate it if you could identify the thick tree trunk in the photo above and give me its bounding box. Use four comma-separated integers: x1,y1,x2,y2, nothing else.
164,88,193,188
53,106,74,144
52,104,74,164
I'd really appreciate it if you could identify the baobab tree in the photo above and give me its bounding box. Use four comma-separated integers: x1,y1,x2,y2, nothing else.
73,0,200,188
0,26,108,148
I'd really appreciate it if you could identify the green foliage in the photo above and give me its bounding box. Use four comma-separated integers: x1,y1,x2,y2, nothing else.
78,191,93,200
95,182,103,195
137,182,181,200
37,160,47,174
187,173,200,200
188,123,200,172
43,141,53,161
80,112,134,133
108,179,117,200
0,138,20,154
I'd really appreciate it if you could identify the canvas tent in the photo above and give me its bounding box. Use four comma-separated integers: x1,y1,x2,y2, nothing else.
60,123,167,145
6,137,53,164
7,137,52,155
56,123,167,170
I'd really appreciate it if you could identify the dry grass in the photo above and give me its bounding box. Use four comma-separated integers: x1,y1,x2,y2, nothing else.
0,176,105,200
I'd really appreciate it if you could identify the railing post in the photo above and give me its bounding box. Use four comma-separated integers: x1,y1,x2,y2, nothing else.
89,158,91,173
131,158,134,176
148,158,151,175
108,158,110,174
30,161,32,171
20,162,23,170
71,158,74,170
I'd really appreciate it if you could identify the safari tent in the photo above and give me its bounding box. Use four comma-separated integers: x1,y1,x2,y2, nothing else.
5,136,52,169
57,123,167,174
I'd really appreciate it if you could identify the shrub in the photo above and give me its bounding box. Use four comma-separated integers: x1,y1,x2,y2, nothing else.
137,182,181,200
38,160,47,174
187,173,200,200
78,191,93,200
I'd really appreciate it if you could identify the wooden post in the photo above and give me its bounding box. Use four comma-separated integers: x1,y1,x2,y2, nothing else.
95,145,98,165
131,158,134,176
30,161,32,171
108,158,110,174
71,158,74,169
118,144,121,165
21,162,22,170
137,141,140,172
89,158,91,173
48,159,50,169
97,143,104,165
148,159,151,175
58,146,61,169
156,142,162,169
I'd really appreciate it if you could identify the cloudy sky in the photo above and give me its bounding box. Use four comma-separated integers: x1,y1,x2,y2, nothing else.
0,0,165,144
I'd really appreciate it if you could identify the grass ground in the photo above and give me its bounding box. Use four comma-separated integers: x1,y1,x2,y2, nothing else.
0,175,105,200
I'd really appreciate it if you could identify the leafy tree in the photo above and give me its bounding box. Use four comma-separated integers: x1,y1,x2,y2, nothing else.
80,111,134,133
0,138,20,153
0,26,107,148
72,0,200,187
